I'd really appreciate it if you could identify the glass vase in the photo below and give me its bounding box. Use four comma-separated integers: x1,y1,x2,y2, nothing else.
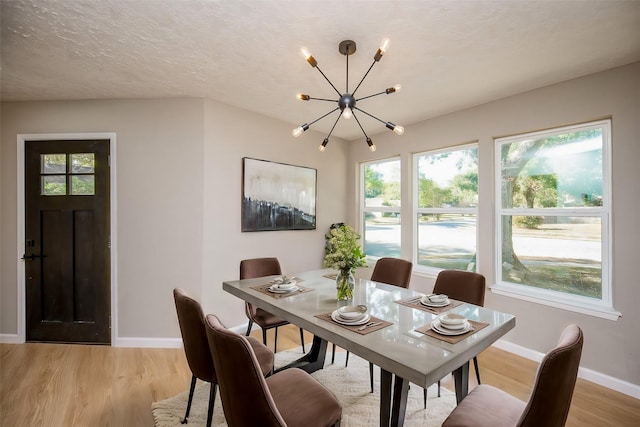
336,268,355,300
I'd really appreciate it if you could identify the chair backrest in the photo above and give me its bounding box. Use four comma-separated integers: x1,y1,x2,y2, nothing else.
173,288,216,383
205,314,286,427
433,269,486,306
370,257,413,289
518,324,584,427
240,257,282,280
240,258,283,318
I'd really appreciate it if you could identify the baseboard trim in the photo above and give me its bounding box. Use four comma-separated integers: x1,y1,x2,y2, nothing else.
0,334,21,344
493,339,640,399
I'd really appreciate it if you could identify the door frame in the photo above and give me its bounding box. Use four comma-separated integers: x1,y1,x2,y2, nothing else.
16,132,118,345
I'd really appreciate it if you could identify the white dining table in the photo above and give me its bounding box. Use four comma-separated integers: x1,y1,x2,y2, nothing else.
222,269,516,427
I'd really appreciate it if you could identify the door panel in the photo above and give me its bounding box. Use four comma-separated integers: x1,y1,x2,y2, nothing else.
25,139,110,344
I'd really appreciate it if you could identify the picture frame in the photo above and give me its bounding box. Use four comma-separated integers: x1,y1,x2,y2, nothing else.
242,157,317,232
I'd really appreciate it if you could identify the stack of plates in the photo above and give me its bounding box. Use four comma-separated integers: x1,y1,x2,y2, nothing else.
431,313,473,336
331,305,370,325
268,281,298,293
420,294,450,307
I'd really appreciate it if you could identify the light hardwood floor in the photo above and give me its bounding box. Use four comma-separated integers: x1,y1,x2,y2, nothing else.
1,325,639,426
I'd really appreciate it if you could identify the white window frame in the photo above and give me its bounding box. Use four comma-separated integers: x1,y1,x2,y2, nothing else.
492,119,620,320
360,157,401,262
412,143,479,275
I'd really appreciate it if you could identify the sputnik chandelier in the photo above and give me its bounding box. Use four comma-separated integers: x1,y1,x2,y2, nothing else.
292,39,404,152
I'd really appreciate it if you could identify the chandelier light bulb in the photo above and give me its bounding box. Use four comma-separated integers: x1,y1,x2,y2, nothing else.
319,138,329,152
366,137,376,152
380,38,390,53
393,84,401,92
297,93,310,101
342,107,353,119
393,125,405,135
301,47,312,59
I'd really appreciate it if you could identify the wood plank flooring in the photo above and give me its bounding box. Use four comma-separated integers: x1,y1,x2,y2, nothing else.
1,325,638,426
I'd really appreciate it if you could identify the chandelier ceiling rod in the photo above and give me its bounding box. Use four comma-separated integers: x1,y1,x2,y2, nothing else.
292,38,404,152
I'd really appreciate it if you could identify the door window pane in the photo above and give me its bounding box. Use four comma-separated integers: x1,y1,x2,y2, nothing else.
41,154,66,174
71,153,95,173
71,175,95,195
41,175,66,195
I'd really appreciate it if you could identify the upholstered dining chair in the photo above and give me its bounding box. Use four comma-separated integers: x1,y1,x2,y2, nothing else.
205,313,343,427
173,288,274,427
442,324,584,427
240,257,305,353
333,257,412,393
427,269,486,406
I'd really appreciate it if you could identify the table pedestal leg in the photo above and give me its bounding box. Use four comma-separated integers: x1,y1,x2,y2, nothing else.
453,361,470,404
391,376,409,427
274,335,328,374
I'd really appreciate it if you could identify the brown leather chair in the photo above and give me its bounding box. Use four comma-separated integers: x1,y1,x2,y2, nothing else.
442,324,584,427
240,257,305,353
204,313,343,427
334,257,412,393
430,269,486,402
173,288,274,426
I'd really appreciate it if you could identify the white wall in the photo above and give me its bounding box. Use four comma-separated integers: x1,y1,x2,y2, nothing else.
0,97,349,342
347,62,640,387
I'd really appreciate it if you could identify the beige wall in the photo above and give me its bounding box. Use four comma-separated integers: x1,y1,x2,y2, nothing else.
0,97,348,341
347,62,640,386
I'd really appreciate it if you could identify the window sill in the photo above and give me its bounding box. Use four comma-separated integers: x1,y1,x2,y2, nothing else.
490,283,621,321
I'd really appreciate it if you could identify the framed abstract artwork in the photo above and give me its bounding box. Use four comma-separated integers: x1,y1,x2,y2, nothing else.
242,157,317,232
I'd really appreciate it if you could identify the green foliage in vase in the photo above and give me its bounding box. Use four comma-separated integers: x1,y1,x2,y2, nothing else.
324,225,367,272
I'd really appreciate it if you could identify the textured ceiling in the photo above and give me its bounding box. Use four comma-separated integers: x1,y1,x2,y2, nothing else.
2,0,640,141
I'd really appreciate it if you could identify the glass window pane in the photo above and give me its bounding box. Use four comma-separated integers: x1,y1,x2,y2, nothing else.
71,153,95,173
41,175,66,195
501,128,603,209
71,175,95,195
501,215,602,298
41,154,66,174
363,213,401,257
417,148,478,208
364,160,401,208
417,213,477,270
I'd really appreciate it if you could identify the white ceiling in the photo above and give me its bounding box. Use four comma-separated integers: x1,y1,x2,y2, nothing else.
2,0,640,141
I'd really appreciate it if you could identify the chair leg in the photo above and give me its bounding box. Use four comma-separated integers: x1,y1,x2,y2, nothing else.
262,328,267,346
181,374,197,424
473,356,481,384
423,387,427,409
437,380,441,397
245,320,253,336
331,343,336,364
345,351,350,367
299,327,305,353
369,362,374,393
274,327,278,353
205,382,217,427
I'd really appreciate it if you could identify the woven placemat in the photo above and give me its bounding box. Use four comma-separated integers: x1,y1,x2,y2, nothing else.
395,296,464,315
415,319,489,344
315,312,393,335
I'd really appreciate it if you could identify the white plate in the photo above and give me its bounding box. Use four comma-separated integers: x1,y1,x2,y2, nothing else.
420,296,451,307
331,310,371,326
431,319,473,336
268,285,299,294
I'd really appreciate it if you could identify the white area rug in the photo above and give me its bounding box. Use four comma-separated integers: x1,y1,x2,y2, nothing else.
152,349,456,426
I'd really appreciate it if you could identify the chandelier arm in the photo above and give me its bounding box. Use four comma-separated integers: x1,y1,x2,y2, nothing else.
351,60,377,97
355,90,387,102
314,65,342,97
326,111,342,140
307,107,340,127
308,97,338,102
351,111,370,139
353,106,387,126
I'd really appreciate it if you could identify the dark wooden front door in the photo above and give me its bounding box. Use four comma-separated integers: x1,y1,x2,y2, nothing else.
24,139,111,344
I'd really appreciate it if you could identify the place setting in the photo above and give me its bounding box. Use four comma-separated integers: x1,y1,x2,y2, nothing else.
315,305,393,335
416,312,489,344
250,275,314,299
395,293,464,314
